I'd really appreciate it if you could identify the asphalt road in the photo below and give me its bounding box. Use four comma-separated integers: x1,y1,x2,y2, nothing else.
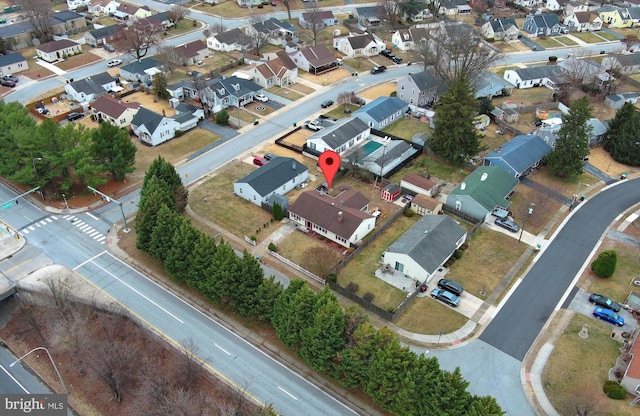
480,179,640,360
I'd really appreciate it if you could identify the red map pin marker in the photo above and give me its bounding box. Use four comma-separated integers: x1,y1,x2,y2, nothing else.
318,150,340,189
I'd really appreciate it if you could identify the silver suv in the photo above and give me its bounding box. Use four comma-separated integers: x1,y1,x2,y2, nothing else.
495,217,520,233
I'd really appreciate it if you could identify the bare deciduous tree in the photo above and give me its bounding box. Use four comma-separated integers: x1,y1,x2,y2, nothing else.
167,4,190,27
378,0,402,29
49,304,90,375
425,0,442,21
114,18,163,60
280,0,293,20
302,1,325,47
155,45,182,73
18,0,53,42
45,275,72,310
337,91,352,112
219,377,256,416
176,338,206,389
301,247,339,278
247,15,271,56
86,312,140,402
417,22,502,84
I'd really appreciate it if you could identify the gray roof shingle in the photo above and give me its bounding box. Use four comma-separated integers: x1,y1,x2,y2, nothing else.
386,215,466,275
237,157,308,196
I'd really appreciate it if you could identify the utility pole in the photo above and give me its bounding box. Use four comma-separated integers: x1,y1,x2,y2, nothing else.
87,186,130,232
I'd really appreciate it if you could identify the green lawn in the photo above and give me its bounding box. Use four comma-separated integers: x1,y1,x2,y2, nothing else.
389,153,471,185
543,313,627,415
382,118,431,140
535,37,565,48
571,32,607,44
445,229,530,302
553,36,578,46
189,162,277,240
589,242,640,304
598,31,620,41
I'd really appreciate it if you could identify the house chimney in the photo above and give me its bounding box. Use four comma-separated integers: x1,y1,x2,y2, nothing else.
481,172,488,181
292,161,296,170
337,211,343,222
460,182,466,190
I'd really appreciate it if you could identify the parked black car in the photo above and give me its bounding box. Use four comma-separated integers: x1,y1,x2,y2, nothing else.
67,112,84,121
370,66,387,74
437,279,464,296
380,49,393,57
588,293,621,312
391,56,403,64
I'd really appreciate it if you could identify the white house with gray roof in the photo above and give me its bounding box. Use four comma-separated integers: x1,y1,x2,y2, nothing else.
305,117,370,156
480,18,520,40
503,66,568,90
382,215,467,284
234,157,308,207
332,33,385,58
119,57,163,84
201,75,263,113
206,28,252,52
353,96,409,130
0,52,28,76
602,53,640,75
130,107,197,146
64,72,116,102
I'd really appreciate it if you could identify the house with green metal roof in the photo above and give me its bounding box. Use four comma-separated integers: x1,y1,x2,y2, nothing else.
445,166,519,221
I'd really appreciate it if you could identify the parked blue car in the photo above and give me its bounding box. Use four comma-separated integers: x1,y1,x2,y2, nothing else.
592,307,624,327
431,289,460,307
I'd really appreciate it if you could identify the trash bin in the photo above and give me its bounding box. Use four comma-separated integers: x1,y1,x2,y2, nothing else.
253,119,259,125
293,122,297,127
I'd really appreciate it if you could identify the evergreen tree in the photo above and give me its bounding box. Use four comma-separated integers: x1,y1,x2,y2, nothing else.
544,96,592,177
365,336,418,412
339,324,395,388
148,205,181,262
466,395,506,416
206,242,239,303
590,249,617,278
152,72,170,99
165,217,200,282
271,279,308,350
142,157,188,212
414,354,445,415
299,287,345,372
250,275,283,321
426,368,472,416
91,122,137,180
229,250,264,316
429,75,482,165
135,177,176,251
603,102,640,166
272,202,283,220
187,233,217,290
216,109,229,125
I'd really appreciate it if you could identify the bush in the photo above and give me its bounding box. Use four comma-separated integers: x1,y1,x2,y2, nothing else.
268,242,277,252
174,130,184,138
346,282,360,293
591,250,617,278
454,249,464,259
363,292,375,302
327,273,337,283
390,91,397,97
403,209,415,217
216,109,229,125
603,380,626,400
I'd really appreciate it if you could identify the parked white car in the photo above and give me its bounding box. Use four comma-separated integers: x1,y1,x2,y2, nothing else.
254,93,269,102
107,59,122,67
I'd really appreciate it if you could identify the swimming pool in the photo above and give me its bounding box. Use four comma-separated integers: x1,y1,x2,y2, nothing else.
361,141,382,156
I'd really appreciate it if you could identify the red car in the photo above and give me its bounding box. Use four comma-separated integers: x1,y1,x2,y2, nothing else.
270,0,276,5
253,156,268,166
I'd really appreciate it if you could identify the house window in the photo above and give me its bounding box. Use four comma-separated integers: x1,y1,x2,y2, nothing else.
253,195,256,200
336,236,346,243
239,188,243,193
401,84,404,90
395,262,404,272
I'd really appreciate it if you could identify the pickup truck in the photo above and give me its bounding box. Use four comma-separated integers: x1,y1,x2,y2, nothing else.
305,120,323,131
491,207,510,219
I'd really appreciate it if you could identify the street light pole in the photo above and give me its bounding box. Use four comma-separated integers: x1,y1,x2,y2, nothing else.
10,347,68,394
87,186,130,232
518,204,534,244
